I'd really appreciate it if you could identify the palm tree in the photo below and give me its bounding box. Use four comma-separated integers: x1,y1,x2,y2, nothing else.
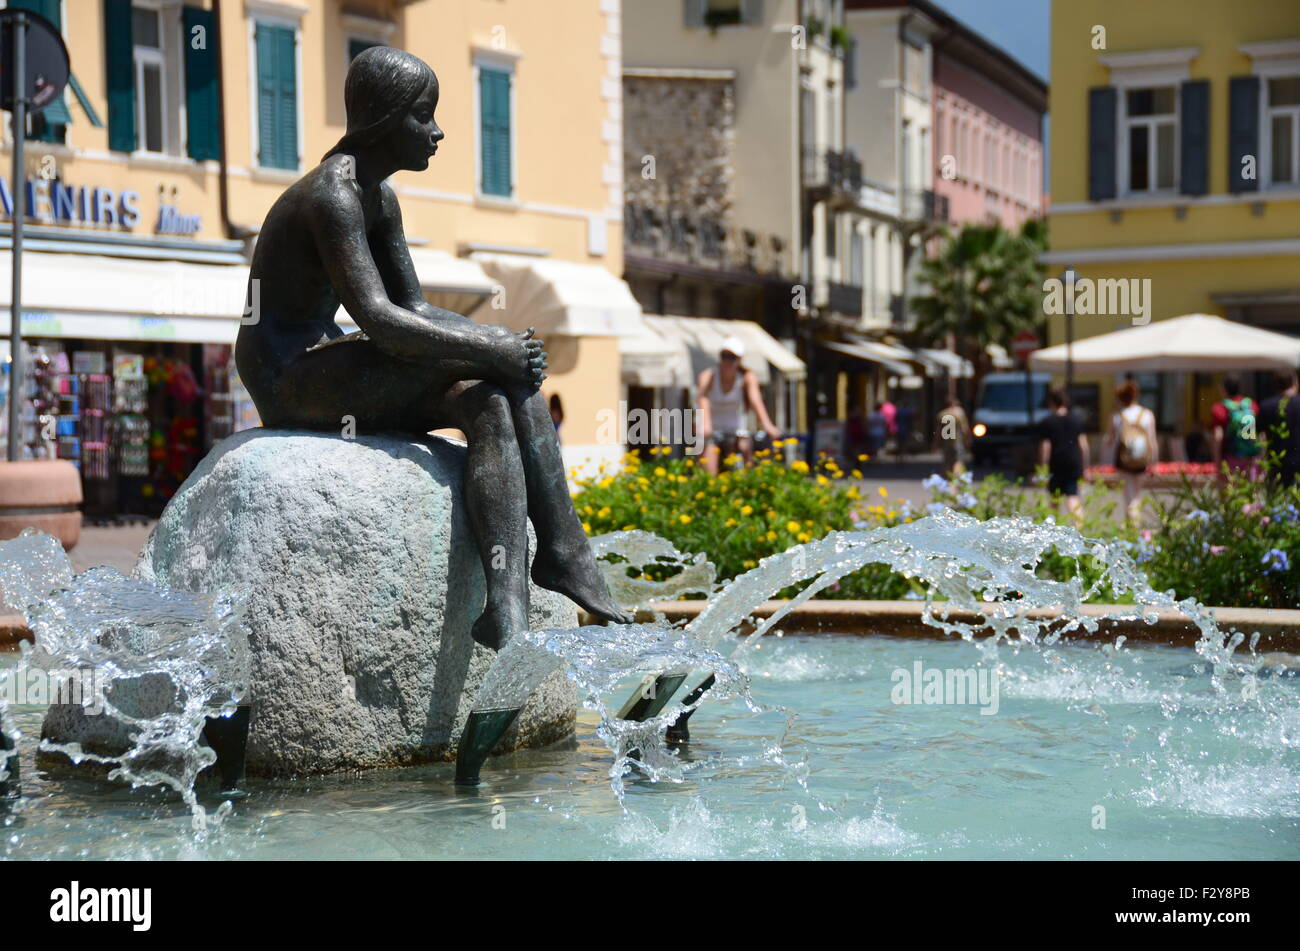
910,219,1047,396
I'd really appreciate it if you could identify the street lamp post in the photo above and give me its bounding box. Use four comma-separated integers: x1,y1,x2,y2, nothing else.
1063,265,1076,398
5,11,25,462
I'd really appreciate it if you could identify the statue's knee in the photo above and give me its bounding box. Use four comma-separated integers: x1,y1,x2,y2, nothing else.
455,381,512,435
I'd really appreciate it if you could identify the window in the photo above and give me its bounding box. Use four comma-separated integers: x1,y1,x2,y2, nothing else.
1123,86,1177,193
849,229,863,286
478,65,513,198
348,38,381,62
133,8,166,153
254,21,299,171
1266,76,1300,185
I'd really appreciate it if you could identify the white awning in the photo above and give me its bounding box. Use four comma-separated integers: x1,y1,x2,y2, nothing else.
642,315,806,387
473,252,647,337
619,321,692,388
0,250,249,321
406,248,495,316
819,339,912,376
917,347,974,378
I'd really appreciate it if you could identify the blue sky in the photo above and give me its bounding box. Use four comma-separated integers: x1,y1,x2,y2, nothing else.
932,0,1050,82
933,0,1052,188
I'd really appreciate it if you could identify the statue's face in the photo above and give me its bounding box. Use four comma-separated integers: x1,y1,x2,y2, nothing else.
392,79,444,171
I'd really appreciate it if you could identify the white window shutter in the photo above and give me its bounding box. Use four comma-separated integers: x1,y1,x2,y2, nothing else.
741,0,764,25
684,0,707,28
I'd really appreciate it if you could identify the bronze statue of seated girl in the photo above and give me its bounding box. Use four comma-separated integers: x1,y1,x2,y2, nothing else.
236,46,631,651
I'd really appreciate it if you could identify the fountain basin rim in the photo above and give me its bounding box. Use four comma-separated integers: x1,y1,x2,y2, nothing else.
574,601,1300,650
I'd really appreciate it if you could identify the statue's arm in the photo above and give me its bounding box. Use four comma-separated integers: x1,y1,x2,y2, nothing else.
309,179,533,385
372,183,471,323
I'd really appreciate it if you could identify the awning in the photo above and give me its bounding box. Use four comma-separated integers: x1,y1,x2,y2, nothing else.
406,248,495,317
1030,313,1300,374
917,347,974,378
642,315,806,387
0,252,250,343
819,339,912,376
619,321,692,388
845,335,934,375
473,252,647,337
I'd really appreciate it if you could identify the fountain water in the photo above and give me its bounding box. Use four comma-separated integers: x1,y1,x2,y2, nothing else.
0,509,1291,852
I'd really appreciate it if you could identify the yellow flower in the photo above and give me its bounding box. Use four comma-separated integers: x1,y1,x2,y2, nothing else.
695,491,705,500
654,467,666,477
798,532,812,543
597,506,611,518
786,520,801,533
791,460,809,474
765,530,778,542
741,505,754,516
622,524,635,531
725,517,737,527
816,475,830,486
679,514,692,524
743,559,757,569
878,486,888,498
858,454,869,462
723,454,739,467
582,522,591,533
851,469,863,479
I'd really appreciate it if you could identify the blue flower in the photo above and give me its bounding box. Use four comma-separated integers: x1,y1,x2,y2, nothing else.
922,474,948,492
925,502,949,517
1187,509,1210,522
1262,549,1290,573
958,493,978,508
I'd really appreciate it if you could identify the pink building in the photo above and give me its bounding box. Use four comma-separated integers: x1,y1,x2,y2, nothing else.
929,7,1047,229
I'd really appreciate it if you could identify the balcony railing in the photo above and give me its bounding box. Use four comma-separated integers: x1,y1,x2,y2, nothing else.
902,188,949,224
803,148,863,207
623,201,789,276
826,281,863,317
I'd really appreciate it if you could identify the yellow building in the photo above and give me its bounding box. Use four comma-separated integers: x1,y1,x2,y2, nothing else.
0,0,633,515
1045,0,1300,449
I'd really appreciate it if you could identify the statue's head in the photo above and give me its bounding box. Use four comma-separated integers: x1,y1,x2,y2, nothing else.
324,46,443,171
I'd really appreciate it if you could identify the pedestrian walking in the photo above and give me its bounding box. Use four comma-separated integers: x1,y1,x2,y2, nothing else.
1105,381,1157,522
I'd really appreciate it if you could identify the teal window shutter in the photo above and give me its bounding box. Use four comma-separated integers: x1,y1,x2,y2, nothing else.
182,7,220,161
12,0,66,142
103,0,136,152
479,67,512,197
255,22,298,170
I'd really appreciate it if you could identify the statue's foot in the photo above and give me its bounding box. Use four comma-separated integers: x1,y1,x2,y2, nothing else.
470,596,528,651
532,545,634,625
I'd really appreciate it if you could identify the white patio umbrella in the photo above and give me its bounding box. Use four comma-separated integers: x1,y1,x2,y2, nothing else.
1029,313,1300,374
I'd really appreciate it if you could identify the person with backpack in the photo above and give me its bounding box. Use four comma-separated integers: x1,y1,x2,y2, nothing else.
1211,374,1261,479
1259,369,1300,487
1105,381,1158,522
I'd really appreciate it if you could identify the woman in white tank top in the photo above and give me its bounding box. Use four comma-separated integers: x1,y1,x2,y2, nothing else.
697,335,782,475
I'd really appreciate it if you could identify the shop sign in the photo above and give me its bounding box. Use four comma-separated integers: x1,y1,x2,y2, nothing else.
0,176,201,237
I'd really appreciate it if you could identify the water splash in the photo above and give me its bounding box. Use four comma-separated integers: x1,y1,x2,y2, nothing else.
470,509,1252,799
0,530,250,825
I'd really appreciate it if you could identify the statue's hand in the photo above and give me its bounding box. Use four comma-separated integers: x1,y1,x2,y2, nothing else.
483,325,547,390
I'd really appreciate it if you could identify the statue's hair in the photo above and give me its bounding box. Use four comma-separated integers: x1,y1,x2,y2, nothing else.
323,46,436,161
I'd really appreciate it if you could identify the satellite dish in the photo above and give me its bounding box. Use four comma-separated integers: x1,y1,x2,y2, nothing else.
0,9,70,114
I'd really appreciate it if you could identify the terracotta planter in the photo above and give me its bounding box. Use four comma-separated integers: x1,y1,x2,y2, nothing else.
0,460,83,551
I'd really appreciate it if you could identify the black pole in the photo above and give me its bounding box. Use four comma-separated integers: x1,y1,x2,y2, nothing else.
1064,265,1075,397
6,11,26,462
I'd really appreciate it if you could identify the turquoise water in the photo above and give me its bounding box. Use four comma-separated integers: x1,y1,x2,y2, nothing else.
3,634,1296,860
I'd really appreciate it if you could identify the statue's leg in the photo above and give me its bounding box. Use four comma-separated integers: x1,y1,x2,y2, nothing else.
504,387,633,625
268,339,530,651
436,380,530,650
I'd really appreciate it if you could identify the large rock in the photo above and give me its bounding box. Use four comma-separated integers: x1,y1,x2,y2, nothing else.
40,429,578,778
